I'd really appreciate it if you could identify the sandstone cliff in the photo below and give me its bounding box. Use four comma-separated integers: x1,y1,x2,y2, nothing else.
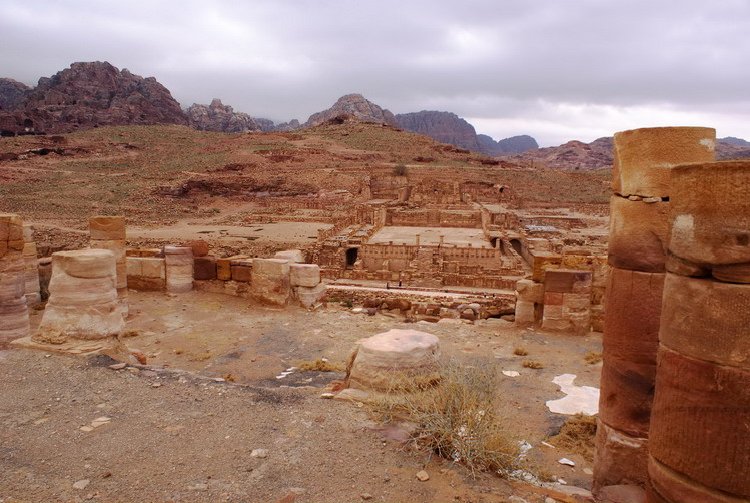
304,94,398,128
186,99,260,133
395,111,480,152
0,78,30,111
0,61,187,134
477,133,539,155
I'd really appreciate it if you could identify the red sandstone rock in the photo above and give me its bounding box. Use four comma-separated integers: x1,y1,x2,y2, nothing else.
186,99,260,133
594,420,649,489
647,456,744,503
187,239,210,258
304,94,398,128
608,196,669,273
192,256,217,280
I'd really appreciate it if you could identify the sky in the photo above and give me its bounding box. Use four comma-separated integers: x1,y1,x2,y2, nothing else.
1,0,748,146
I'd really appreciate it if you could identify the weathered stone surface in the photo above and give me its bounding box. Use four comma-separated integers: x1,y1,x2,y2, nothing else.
612,127,715,198
649,347,750,497
597,484,646,503
514,300,535,326
659,274,749,368
608,196,669,273
594,420,648,489
216,255,248,281
348,329,440,392
187,239,210,258
669,160,750,279
1,214,31,343
163,246,193,293
251,258,290,305
515,279,544,303
88,215,126,240
531,252,562,282
289,264,320,287
22,229,40,306
647,456,745,503
295,283,326,308
545,269,592,293
304,94,398,128
274,249,305,263
35,249,123,343
231,264,252,282
193,256,217,280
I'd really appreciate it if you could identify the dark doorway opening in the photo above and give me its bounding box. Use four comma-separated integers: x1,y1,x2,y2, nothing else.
345,247,358,268
510,239,523,256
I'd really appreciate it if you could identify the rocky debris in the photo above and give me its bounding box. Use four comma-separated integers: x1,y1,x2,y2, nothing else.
304,94,398,128
395,111,481,152
0,78,30,111
0,61,187,135
416,470,430,481
251,448,269,458
72,479,90,490
186,98,261,133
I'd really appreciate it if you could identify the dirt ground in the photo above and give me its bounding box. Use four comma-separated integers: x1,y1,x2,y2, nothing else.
1,290,602,503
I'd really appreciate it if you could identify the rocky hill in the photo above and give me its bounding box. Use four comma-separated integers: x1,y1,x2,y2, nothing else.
505,136,750,169
394,110,538,156
304,94,398,128
0,62,187,135
0,78,30,111
186,99,260,133
394,111,480,151
477,133,539,155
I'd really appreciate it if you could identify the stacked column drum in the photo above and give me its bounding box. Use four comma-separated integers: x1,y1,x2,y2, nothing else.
89,216,128,316
0,214,30,344
647,160,750,502
164,245,194,293
594,127,716,491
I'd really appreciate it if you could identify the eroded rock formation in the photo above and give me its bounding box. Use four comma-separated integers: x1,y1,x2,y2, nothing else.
0,78,30,111
0,214,30,344
186,98,261,133
305,94,398,128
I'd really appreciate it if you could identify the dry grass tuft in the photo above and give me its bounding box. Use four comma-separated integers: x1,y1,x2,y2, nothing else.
121,329,141,338
513,347,529,356
522,360,544,369
548,413,597,462
298,358,344,372
584,351,603,365
369,359,519,477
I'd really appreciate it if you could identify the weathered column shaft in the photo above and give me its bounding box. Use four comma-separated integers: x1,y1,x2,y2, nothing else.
89,216,128,316
647,160,750,502
594,126,716,492
164,245,194,293
0,214,30,344
22,224,41,306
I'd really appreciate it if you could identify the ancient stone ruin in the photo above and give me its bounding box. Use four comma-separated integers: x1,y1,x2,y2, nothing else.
0,213,30,344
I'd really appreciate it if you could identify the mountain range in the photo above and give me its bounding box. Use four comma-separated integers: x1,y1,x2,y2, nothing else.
1,61,747,167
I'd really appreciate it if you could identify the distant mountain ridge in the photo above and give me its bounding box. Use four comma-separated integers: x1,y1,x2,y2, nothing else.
186,98,260,133
304,93,398,128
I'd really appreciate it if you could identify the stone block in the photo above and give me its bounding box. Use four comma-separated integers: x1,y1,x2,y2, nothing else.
164,246,193,293
649,346,750,497
140,258,166,279
187,239,209,257
515,279,544,303
669,160,750,280
647,456,741,503
544,292,563,306
217,255,247,281
545,269,592,293
296,283,326,308
193,256,217,280
562,292,591,311
612,126,715,198
608,196,669,273
127,276,165,291
599,357,657,437
593,420,648,489
514,299,535,326
89,215,126,240
659,274,749,369
531,252,562,282
290,263,320,287
231,264,252,282
251,258,290,305
274,249,305,263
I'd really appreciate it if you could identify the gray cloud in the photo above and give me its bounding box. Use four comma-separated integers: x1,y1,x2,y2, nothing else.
1,0,748,145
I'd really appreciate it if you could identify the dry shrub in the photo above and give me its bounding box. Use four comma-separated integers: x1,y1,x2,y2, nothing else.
522,360,544,369
370,359,519,477
298,358,343,372
393,163,408,176
584,351,602,364
513,347,529,356
549,413,597,462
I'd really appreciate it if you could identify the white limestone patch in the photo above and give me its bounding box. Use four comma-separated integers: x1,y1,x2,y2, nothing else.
545,374,599,416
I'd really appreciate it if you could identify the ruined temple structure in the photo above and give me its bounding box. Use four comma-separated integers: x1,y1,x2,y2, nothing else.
593,127,717,494
0,213,30,344
647,160,750,502
314,167,608,332
89,215,128,316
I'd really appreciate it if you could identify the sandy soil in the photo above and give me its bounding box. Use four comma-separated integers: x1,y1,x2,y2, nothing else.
2,290,603,502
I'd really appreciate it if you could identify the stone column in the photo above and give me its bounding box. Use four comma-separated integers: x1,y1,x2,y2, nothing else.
34,249,123,344
164,245,194,293
647,160,750,502
0,214,30,344
89,216,127,316
594,127,715,493
22,224,41,306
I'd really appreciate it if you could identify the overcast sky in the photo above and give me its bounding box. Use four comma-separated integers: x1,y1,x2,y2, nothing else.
1,0,748,146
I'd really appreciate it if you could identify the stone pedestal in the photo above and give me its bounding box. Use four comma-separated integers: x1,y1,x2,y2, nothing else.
251,258,290,305
0,214,30,344
22,224,41,306
164,246,194,293
541,269,592,335
34,249,123,344
348,329,440,392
